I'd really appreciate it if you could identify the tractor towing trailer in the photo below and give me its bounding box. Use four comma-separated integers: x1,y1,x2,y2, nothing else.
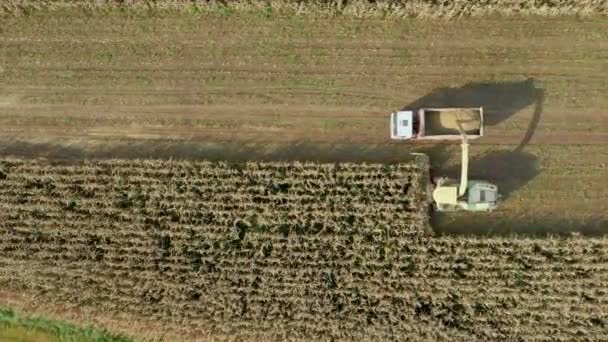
391,107,484,141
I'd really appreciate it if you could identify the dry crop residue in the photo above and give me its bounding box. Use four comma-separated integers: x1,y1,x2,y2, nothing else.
0,158,429,338
2,0,607,17
0,158,607,340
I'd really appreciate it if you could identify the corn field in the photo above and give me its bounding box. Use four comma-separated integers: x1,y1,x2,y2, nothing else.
2,0,607,17
0,158,607,340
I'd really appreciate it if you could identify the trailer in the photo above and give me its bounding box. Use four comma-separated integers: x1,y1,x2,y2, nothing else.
390,107,484,141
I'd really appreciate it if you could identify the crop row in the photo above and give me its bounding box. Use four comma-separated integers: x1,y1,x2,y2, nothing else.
3,232,608,340
1,158,607,340
0,158,429,232
2,0,607,18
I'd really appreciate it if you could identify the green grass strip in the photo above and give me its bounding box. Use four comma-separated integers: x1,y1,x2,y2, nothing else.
0,307,133,342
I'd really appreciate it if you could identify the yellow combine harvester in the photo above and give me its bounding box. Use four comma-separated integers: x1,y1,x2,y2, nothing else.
392,107,500,212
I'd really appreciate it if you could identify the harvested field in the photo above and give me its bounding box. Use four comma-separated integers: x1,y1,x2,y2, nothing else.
1,158,607,340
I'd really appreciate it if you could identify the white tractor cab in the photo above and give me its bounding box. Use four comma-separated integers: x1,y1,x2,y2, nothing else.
391,107,499,212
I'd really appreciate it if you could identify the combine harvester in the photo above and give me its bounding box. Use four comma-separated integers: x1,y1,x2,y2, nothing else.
390,107,499,212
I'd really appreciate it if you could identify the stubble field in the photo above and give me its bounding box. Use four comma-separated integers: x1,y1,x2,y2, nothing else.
1,4,608,341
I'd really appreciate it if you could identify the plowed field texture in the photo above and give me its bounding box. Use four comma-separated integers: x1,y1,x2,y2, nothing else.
1,1,608,341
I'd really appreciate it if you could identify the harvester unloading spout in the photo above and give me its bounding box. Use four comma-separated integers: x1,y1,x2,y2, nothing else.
457,122,469,197
431,118,499,212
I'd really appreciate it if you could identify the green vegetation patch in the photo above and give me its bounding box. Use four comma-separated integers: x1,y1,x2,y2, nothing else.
0,307,132,342
1,0,607,18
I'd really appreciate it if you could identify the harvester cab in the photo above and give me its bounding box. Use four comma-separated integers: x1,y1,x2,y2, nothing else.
431,121,500,212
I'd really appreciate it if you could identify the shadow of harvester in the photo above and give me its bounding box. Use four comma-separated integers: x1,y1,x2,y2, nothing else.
402,78,540,127
413,144,539,202
403,79,559,235
403,78,544,200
